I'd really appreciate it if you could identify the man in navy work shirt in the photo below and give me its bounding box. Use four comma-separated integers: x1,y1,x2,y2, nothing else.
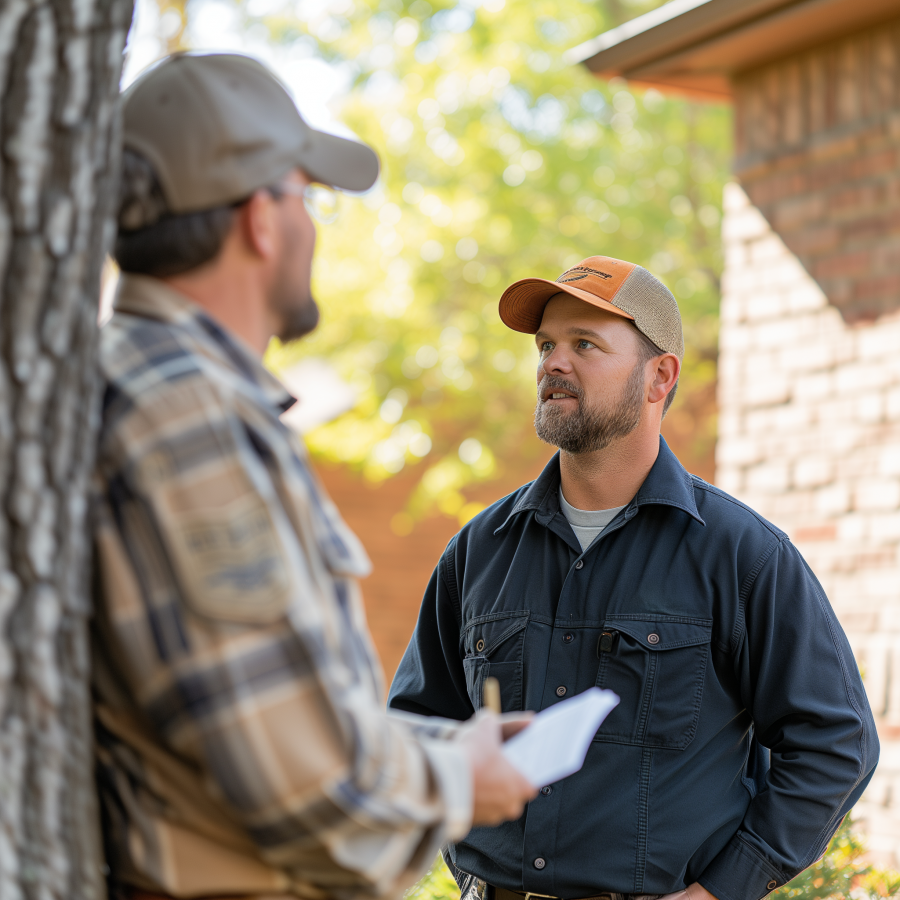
388,255,879,900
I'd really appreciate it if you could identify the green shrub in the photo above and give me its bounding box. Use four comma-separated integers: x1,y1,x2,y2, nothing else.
772,817,900,900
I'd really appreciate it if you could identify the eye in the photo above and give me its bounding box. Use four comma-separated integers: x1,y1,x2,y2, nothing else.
577,339,595,350
539,341,554,355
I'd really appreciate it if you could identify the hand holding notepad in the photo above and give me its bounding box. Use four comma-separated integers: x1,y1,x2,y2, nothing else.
500,687,620,787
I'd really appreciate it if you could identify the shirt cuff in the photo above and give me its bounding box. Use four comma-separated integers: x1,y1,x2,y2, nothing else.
419,737,473,843
388,708,465,742
698,833,787,900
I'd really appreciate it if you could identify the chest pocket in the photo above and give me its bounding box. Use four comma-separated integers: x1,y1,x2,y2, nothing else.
594,615,711,750
462,612,529,713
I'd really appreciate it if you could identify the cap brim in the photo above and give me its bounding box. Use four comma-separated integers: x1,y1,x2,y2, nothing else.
499,278,634,334
301,128,380,192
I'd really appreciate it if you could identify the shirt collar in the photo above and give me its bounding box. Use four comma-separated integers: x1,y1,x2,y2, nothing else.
113,274,296,414
494,435,705,534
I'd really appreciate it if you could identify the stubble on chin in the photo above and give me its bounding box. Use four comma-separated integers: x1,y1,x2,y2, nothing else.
534,365,645,454
277,296,320,343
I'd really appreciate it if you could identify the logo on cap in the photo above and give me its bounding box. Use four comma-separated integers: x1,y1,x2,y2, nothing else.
557,266,613,284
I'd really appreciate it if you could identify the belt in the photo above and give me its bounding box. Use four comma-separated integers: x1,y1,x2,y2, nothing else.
495,885,662,900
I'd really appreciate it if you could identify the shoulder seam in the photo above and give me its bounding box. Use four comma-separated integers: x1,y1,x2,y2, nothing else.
439,535,462,627
691,476,786,539
731,534,788,655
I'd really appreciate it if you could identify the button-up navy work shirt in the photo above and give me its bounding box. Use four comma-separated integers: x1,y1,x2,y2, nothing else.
388,438,878,900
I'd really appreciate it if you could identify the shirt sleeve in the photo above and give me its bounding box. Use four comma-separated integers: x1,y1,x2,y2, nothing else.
99,376,473,898
388,544,475,722
697,539,879,900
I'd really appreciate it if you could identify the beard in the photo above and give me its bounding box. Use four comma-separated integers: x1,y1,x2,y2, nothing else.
269,209,320,343
534,363,645,454
274,287,319,343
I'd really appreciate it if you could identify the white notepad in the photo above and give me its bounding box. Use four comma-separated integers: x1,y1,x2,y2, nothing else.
501,687,620,787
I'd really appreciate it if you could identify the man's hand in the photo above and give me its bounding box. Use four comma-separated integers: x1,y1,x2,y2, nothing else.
659,883,720,900
457,709,538,826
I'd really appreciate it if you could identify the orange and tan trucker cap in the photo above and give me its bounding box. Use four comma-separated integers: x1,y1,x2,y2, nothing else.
499,255,684,361
122,53,379,216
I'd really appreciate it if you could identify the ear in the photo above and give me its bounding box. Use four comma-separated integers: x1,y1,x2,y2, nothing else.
647,353,680,405
236,190,279,260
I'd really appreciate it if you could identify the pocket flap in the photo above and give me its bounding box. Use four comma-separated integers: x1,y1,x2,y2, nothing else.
463,612,529,657
605,616,711,651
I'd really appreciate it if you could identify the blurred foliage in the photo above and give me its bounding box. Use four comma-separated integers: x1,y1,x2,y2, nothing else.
406,817,900,900
406,856,460,900
771,817,900,900
180,0,732,523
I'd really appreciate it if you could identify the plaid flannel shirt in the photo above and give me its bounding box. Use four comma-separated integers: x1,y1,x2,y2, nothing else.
92,274,472,900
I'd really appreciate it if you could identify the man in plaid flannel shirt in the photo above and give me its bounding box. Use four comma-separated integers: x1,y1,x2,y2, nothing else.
92,53,536,900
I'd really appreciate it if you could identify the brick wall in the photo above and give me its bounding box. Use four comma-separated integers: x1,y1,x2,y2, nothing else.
733,21,900,323
719,19,900,862
718,181,900,861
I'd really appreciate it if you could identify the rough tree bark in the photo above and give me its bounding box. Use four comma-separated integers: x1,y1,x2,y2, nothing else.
0,1,133,898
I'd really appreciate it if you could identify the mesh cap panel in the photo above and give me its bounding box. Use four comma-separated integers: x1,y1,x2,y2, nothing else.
614,265,684,359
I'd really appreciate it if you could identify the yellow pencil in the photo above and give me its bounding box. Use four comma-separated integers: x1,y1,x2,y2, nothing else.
483,676,501,713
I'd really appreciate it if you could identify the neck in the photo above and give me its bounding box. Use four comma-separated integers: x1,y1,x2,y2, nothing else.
558,427,660,511
163,259,275,357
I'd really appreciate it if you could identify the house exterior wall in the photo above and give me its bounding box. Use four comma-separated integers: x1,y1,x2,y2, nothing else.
719,19,900,862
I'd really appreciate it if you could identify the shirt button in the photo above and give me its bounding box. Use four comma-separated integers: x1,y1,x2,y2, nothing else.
647,633,660,645
575,560,584,569
562,632,574,643
556,686,567,697
534,858,546,870
541,785,552,795
475,639,485,652
767,881,777,891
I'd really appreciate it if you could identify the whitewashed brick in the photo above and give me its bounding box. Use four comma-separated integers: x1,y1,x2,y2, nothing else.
870,512,900,542
793,456,834,488
878,445,900,477
719,295,743,325
717,416,742,442
857,393,886,423
724,243,747,270
815,483,852,516
786,282,827,313
858,316,900,359
855,478,900,512
837,513,867,541
742,290,786,323
776,341,835,373
885,387,900,421
723,180,750,212
746,462,790,494
861,569,900,600
836,362,888,396
749,234,787,263
715,468,743,495
716,436,763,467
721,205,769,242
718,324,753,353
793,370,834,402
744,374,791,407
778,402,818,433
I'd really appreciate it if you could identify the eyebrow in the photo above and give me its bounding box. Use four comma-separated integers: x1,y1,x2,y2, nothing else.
535,326,603,342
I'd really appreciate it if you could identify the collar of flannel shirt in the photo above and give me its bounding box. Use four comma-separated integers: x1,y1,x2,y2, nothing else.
109,273,371,584
113,273,297,415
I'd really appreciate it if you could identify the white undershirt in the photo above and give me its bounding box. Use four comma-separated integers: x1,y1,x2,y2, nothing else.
559,488,627,552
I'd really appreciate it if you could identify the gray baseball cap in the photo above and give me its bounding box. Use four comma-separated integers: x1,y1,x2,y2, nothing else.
122,52,380,214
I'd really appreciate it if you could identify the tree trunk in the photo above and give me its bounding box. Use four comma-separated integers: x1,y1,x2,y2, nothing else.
0,1,132,898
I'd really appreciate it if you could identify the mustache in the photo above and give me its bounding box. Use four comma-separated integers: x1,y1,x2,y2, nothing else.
538,375,583,401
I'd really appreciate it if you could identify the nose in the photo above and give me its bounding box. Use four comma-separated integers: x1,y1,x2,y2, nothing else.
539,344,573,377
